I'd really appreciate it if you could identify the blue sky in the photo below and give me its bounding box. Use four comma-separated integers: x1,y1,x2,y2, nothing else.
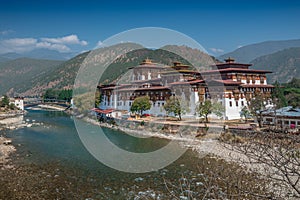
0,0,300,56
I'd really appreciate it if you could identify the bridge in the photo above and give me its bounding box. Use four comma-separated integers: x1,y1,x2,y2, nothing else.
24,98,71,110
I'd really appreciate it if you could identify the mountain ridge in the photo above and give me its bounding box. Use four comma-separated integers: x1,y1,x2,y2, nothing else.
251,47,300,83
219,39,300,63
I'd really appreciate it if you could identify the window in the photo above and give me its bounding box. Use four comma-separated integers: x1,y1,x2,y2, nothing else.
241,101,244,106
158,102,161,107
229,101,232,107
129,102,132,106
236,101,238,107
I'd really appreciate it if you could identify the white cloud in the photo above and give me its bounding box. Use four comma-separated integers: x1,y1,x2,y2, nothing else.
35,42,70,52
209,48,224,54
41,34,88,46
0,29,14,35
237,45,243,49
0,34,88,54
94,40,104,49
0,38,38,53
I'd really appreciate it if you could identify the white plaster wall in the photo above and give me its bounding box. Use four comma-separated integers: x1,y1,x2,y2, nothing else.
224,97,247,120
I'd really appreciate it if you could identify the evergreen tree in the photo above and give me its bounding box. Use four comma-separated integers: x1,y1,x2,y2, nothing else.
0,95,9,107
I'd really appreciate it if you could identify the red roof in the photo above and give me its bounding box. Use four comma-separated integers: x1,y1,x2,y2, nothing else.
101,84,131,90
215,62,252,67
92,108,115,114
131,78,161,83
202,68,272,74
170,80,205,85
129,64,168,69
241,84,274,88
209,79,243,85
116,86,170,92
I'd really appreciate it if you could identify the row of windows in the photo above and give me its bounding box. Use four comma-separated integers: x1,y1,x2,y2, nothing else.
119,91,171,97
241,88,272,92
229,101,245,107
116,101,165,107
273,119,300,126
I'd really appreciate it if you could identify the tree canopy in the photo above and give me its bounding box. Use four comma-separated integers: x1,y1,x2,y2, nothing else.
240,106,251,123
196,100,224,122
248,92,266,127
130,96,151,115
43,89,72,102
163,96,189,120
0,95,9,107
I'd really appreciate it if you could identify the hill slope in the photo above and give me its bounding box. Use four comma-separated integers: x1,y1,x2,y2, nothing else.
251,47,300,83
19,44,216,96
219,39,300,63
0,58,64,96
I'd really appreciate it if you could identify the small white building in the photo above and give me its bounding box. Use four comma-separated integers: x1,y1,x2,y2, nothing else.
262,106,300,128
10,97,24,110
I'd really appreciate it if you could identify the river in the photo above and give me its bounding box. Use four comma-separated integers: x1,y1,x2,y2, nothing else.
5,110,205,199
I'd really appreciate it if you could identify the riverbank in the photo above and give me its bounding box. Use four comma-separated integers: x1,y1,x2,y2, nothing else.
0,110,274,199
82,116,298,199
0,136,15,169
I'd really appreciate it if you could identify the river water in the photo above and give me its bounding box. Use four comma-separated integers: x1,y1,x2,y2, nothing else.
6,110,205,199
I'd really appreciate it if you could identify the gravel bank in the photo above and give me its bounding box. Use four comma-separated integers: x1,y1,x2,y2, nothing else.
0,136,16,169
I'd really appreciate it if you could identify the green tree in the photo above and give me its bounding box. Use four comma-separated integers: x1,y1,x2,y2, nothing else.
95,90,102,108
196,100,212,123
272,81,287,108
281,78,300,107
212,101,225,118
240,106,251,123
130,96,151,116
163,96,189,121
0,95,10,107
196,100,224,122
9,103,16,110
248,92,265,128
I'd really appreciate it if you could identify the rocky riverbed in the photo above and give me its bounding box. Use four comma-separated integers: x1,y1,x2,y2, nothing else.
0,136,16,169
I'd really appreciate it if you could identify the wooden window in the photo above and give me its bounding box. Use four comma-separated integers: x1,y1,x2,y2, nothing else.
266,118,273,122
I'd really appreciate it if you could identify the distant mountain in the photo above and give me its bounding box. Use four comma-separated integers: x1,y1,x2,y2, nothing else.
23,49,77,60
0,52,22,63
0,49,77,62
251,47,300,83
17,44,216,96
219,39,300,63
0,58,63,96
